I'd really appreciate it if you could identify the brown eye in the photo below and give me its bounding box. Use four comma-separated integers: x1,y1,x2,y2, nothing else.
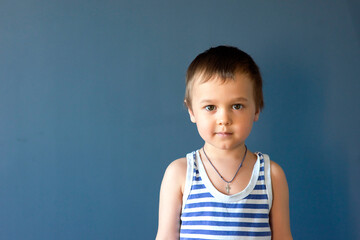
205,105,216,111
232,104,243,110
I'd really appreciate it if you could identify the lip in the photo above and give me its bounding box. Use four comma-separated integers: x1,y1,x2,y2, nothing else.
215,132,233,137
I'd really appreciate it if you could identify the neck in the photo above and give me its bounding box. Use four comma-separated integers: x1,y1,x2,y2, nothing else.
203,143,248,163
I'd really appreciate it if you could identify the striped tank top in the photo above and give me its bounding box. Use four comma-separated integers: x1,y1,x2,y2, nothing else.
180,150,273,240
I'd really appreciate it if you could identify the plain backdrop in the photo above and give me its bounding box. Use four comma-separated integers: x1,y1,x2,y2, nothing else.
1,0,359,239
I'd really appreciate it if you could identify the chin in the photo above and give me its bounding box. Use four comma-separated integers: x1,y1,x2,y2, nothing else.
216,144,235,150
217,142,245,151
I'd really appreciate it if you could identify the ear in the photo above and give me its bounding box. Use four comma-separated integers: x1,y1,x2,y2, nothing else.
254,109,260,122
185,100,196,123
187,107,196,123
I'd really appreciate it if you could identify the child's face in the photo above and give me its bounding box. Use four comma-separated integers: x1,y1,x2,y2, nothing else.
188,73,259,151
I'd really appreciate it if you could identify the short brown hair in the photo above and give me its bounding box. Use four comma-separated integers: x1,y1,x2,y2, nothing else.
185,46,264,112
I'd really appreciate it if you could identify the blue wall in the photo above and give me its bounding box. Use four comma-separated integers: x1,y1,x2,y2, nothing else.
1,1,359,239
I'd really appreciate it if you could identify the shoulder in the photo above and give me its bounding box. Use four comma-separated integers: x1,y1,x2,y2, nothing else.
164,157,187,179
269,160,289,196
162,157,187,193
166,157,187,173
259,153,287,183
269,160,290,197
270,160,287,181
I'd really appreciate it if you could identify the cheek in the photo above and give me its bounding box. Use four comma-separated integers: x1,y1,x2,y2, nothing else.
236,119,254,136
242,120,254,137
195,117,213,137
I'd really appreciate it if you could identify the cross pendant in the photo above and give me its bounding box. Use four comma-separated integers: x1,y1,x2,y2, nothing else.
226,183,231,194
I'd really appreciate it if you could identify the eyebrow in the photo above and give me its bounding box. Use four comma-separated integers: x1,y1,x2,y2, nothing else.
232,97,249,102
199,97,249,104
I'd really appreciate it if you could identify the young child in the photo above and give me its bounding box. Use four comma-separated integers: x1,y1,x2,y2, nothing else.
156,46,292,240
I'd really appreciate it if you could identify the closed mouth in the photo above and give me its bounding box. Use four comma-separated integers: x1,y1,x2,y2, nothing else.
215,132,233,136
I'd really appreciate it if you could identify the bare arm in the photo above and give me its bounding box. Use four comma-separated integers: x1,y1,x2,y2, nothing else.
270,161,293,240
156,158,187,240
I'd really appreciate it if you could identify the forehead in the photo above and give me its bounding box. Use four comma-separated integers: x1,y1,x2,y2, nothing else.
191,73,254,101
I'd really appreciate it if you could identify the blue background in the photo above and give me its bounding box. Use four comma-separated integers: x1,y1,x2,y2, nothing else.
1,0,359,239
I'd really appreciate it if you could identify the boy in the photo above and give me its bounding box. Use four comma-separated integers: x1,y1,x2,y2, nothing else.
156,46,292,240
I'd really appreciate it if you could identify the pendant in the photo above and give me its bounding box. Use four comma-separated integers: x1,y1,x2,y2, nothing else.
226,183,231,194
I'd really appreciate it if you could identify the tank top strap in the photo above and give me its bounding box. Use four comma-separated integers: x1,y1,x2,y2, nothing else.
262,153,273,209
182,151,197,211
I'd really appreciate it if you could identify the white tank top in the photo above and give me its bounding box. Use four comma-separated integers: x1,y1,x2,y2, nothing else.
180,150,273,239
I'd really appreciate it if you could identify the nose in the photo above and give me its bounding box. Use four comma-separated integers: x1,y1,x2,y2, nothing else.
216,109,232,126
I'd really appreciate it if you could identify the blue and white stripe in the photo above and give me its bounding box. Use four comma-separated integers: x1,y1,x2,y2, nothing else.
180,151,272,240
